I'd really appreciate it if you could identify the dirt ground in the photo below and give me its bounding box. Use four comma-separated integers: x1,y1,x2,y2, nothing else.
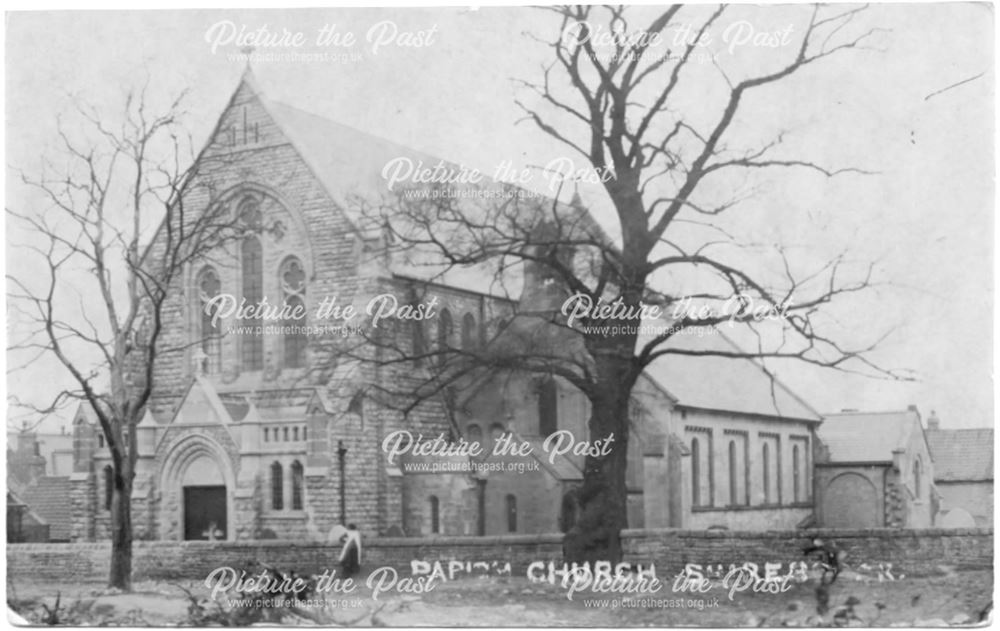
7,567,993,627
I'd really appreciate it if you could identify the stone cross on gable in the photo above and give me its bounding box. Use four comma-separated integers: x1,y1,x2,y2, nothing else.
241,46,255,70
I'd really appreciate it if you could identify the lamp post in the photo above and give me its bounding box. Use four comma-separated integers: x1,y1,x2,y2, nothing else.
338,440,347,525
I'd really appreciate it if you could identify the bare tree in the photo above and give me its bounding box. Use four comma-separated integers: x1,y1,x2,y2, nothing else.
346,4,906,564
7,87,244,589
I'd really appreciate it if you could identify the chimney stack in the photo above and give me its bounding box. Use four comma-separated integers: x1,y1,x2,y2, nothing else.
927,410,940,430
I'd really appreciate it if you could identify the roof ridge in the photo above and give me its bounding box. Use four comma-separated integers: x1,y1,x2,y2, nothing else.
825,409,919,417
265,97,443,165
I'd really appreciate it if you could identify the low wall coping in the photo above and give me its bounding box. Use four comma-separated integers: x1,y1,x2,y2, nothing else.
7,527,991,552
620,527,994,539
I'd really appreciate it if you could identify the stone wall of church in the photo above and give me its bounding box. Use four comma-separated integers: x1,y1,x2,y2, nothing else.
680,408,818,529
142,77,371,414
68,473,95,542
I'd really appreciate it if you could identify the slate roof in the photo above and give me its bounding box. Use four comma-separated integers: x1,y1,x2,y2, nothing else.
641,327,821,422
229,74,823,424
253,74,599,299
818,409,920,463
925,428,993,482
23,476,72,541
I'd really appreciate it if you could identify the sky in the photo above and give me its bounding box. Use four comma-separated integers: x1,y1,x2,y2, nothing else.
5,4,995,432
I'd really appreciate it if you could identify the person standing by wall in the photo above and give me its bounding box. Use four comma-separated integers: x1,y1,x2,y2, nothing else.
339,524,362,578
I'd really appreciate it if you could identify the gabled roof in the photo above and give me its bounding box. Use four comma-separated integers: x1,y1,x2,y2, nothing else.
641,327,821,422
220,75,820,424
239,72,604,299
818,409,921,463
926,428,993,482
168,376,242,426
263,97,432,230
23,476,72,541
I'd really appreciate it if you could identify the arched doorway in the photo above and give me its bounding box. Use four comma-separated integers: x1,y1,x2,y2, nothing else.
160,434,235,541
181,455,227,540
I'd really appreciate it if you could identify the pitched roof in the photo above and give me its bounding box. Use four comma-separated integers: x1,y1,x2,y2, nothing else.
641,327,821,422
249,75,602,299
23,476,72,541
818,409,920,463
925,428,993,482
264,96,426,230
236,76,819,424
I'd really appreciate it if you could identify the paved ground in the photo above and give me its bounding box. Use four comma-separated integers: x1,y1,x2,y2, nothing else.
7,567,992,626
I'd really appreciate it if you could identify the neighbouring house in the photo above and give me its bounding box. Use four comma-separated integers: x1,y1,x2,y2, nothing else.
924,412,993,527
8,426,74,486
814,406,937,528
6,476,73,543
6,490,48,543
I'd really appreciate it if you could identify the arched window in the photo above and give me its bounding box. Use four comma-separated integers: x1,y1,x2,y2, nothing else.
293,427,299,441
913,458,922,499
762,443,771,504
270,461,283,510
412,320,426,365
429,496,440,534
291,460,304,510
241,236,264,371
466,424,482,445
506,494,518,532
559,491,579,533
196,266,222,374
437,309,453,365
728,440,738,506
461,313,477,350
283,427,289,442
103,465,113,511
263,428,269,442
490,423,506,441
691,438,700,506
538,378,558,437
792,445,801,502
97,433,105,449
303,427,307,441
280,257,307,368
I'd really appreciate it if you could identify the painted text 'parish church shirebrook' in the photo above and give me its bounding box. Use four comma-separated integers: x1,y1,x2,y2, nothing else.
66,70,824,543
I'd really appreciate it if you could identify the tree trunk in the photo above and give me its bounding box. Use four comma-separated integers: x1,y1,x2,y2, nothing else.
108,469,133,591
563,384,631,566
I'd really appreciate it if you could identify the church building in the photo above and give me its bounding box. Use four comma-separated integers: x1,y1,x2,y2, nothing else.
64,70,828,542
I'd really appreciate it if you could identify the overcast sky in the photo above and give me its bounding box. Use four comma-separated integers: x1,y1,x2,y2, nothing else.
6,4,994,432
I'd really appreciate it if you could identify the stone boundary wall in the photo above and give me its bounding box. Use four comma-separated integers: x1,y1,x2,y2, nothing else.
7,528,991,583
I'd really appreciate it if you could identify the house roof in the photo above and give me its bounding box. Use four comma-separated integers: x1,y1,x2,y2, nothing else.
817,409,921,463
23,476,72,541
640,327,822,422
925,428,993,482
